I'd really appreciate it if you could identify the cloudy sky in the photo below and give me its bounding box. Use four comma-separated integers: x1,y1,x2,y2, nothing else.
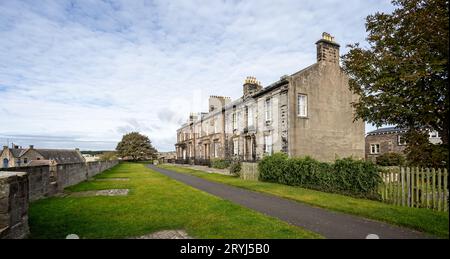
0,0,395,151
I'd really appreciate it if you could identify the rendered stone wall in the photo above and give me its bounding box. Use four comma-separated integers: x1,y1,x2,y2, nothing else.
0,171,29,239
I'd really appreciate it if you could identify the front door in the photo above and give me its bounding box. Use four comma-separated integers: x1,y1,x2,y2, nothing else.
3,158,8,168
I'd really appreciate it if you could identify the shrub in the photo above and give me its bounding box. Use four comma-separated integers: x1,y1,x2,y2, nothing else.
376,153,405,166
210,159,231,169
258,153,288,182
258,153,382,199
229,161,242,176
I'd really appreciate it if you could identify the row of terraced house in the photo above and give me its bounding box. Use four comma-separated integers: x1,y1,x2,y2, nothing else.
175,33,365,164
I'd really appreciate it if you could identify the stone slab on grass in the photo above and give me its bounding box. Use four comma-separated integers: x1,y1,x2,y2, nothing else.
69,189,129,197
94,178,129,182
131,230,192,239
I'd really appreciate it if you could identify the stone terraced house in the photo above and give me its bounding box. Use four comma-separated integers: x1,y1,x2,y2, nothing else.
175,33,365,163
365,127,442,162
1,144,85,168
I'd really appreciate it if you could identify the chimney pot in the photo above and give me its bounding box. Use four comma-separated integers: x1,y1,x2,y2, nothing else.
316,32,340,64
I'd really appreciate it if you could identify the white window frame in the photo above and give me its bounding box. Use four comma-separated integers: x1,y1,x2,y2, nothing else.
429,131,439,138
247,106,253,127
214,142,219,158
397,135,406,146
264,135,273,154
233,139,239,156
298,94,308,117
370,144,380,154
265,98,272,122
232,113,237,130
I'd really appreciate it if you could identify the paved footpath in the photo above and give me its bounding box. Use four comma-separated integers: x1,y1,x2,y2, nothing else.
148,165,432,239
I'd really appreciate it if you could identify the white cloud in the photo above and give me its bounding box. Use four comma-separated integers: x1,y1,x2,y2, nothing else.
0,0,394,151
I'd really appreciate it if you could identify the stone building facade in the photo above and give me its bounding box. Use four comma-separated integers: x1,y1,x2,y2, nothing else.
365,127,442,162
175,33,365,163
365,127,408,163
1,144,85,168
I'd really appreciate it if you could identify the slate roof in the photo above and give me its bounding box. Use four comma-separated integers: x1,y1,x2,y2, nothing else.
34,149,85,164
9,148,26,158
367,127,408,135
2,147,85,164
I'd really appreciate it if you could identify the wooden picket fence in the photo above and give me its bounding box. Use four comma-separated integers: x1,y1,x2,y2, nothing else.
379,167,449,211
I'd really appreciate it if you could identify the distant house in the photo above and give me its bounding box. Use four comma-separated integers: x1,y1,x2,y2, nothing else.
82,154,100,162
157,151,177,163
365,127,442,162
1,144,85,168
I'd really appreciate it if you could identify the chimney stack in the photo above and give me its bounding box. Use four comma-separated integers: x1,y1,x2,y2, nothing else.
316,32,340,64
243,76,262,98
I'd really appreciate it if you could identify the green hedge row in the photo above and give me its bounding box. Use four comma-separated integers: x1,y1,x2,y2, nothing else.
210,159,231,169
258,153,382,199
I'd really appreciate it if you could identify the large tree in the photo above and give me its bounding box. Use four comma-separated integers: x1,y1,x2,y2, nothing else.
342,0,449,145
116,132,157,161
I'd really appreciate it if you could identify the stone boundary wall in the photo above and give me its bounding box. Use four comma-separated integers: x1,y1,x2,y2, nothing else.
0,160,119,239
0,172,29,239
240,162,259,181
2,160,119,201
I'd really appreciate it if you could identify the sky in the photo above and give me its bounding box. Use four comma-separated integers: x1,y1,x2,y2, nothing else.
0,0,396,152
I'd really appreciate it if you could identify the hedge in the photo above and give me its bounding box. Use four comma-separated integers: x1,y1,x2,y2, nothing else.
376,152,405,166
258,153,382,199
210,159,231,169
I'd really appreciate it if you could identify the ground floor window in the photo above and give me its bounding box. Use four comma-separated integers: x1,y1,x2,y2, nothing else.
370,144,380,154
264,135,273,154
233,139,239,156
214,142,219,158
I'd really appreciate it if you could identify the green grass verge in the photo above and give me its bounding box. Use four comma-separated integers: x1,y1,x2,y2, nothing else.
29,162,321,239
159,164,449,238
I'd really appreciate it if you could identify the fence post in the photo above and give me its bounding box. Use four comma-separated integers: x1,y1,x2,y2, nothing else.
396,168,401,206
444,169,448,212
401,167,405,206
437,169,442,211
432,168,436,210
420,168,425,208
414,167,418,208
388,171,394,203
411,167,414,207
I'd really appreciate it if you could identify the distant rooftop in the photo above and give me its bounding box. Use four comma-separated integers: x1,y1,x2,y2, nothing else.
367,127,407,135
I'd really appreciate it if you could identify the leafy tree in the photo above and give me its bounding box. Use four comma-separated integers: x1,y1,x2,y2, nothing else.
116,132,157,161
404,130,448,167
342,0,449,145
376,152,406,166
99,151,118,161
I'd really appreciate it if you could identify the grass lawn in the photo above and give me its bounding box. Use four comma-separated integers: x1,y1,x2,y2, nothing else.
159,164,449,238
29,162,321,239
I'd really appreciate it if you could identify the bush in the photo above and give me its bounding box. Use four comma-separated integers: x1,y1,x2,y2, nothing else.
210,159,231,169
376,153,405,166
258,153,288,182
229,161,242,176
258,153,382,199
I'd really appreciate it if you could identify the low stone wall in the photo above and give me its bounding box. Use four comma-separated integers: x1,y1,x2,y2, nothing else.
2,160,119,201
240,162,259,181
0,160,119,239
0,171,29,239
